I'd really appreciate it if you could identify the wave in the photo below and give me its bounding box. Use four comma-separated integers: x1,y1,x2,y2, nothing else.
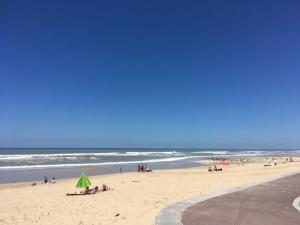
0,156,200,170
124,151,180,156
191,150,294,157
0,151,180,161
192,151,229,155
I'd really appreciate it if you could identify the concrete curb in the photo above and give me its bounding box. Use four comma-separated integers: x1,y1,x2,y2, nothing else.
155,171,300,225
293,196,300,212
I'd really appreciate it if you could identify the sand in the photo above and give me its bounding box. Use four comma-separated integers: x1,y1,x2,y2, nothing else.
0,158,299,225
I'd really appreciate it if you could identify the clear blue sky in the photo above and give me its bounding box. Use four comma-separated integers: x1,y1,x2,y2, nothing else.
1,0,300,148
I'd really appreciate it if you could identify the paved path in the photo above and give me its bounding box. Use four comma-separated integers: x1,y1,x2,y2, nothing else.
182,173,300,225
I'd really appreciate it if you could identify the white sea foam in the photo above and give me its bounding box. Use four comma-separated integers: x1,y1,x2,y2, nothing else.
191,150,290,157
192,151,229,155
0,151,181,161
1,150,296,170
0,156,200,170
124,151,180,156
0,155,34,160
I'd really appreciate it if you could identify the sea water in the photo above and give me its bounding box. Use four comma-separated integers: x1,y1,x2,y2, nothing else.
0,148,298,183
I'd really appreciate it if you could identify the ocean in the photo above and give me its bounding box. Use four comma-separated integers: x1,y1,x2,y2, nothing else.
0,148,298,183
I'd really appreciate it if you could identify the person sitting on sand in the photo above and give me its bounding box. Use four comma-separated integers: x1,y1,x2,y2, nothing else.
101,184,108,192
145,168,152,172
50,178,56,184
144,164,152,172
100,184,113,192
43,176,48,184
208,166,212,172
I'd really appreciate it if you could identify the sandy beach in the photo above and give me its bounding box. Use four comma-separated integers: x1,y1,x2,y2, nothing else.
0,157,299,225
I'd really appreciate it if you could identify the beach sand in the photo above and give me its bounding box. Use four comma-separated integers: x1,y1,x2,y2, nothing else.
0,157,299,225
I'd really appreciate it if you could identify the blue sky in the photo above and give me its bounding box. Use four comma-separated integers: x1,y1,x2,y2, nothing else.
1,0,300,148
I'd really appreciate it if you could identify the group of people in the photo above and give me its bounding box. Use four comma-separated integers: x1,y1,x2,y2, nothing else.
208,165,222,172
43,176,56,184
81,184,110,195
31,176,56,186
137,163,152,172
264,157,294,167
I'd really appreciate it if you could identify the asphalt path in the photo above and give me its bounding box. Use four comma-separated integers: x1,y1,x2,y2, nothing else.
182,173,300,225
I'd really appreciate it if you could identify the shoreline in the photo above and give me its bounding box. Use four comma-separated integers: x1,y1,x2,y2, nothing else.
0,163,202,190
0,155,298,186
1,148,298,184
0,160,201,184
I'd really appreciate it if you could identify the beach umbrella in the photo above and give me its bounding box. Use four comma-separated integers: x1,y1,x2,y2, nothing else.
218,162,230,166
76,173,91,188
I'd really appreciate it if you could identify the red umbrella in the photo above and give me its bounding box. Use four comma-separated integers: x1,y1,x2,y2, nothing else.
218,162,230,166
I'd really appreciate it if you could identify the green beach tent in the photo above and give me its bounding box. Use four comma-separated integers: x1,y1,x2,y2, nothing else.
76,173,91,188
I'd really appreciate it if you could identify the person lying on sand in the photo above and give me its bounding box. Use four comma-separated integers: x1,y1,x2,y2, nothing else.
214,166,222,171
264,161,271,166
89,186,99,194
67,184,113,196
82,185,112,195
81,186,91,195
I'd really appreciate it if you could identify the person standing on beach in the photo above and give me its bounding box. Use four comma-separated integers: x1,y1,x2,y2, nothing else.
137,164,141,172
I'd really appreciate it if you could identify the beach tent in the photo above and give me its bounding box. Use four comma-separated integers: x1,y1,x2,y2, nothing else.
218,162,230,166
76,173,91,188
